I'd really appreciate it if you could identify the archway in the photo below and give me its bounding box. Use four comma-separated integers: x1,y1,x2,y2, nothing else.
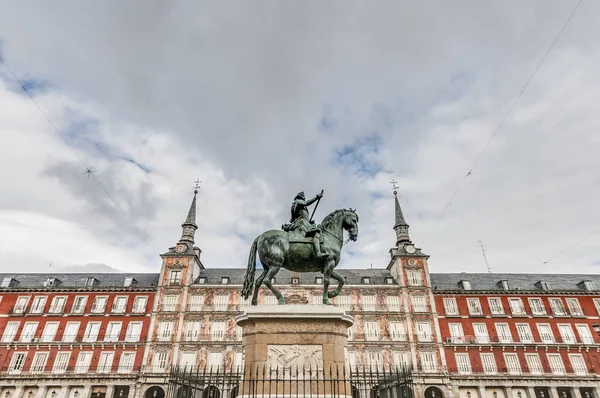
176,386,193,398
202,386,220,398
145,387,165,398
424,386,444,398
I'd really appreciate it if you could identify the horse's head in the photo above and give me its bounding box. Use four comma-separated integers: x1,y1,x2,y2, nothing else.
342,208,359,242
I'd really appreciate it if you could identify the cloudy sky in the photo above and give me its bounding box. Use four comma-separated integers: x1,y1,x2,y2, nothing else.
0,1,598,275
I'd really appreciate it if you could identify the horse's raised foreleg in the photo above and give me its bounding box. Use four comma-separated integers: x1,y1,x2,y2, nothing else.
322,259,336,305
252,268,269,306
327,270,345,299
263,266,284,304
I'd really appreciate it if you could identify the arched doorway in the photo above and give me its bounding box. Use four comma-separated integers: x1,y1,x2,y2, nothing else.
176,386,193,398
202,386,220,398
424,387,444,398
145,387,165,398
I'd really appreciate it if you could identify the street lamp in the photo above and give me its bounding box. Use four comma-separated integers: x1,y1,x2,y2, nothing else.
51,391,56,398
74,391,79,398
5,391,11,398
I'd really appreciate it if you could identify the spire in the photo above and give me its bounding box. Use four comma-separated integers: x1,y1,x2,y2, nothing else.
179,183,199,244
392,188,411,246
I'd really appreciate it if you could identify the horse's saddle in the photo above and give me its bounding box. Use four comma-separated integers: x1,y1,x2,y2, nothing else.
286,228,324,244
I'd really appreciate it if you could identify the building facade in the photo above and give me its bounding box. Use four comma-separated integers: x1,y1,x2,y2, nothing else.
0,191,599,398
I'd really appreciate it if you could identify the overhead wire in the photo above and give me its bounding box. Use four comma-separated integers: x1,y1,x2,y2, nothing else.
420,0,585,246
0,54,158,255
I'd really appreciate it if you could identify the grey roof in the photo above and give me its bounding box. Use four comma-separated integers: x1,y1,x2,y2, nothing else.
393,193,408,228
198,268,395,285
430,273,600,292
0,273,159,289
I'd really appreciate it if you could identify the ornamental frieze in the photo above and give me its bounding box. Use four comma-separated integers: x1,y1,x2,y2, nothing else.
242,320,348,335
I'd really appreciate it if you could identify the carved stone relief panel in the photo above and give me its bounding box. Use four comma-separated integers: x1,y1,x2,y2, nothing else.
267,344,323,370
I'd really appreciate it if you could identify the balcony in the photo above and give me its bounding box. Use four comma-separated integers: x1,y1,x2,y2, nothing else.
445,367,594,377
159,304,178,312
111,306,127,314
0,365,143,376
443,334,597,346
6,334,147,345
47,306,65,315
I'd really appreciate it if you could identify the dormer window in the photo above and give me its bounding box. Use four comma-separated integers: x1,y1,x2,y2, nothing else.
361,277,370,284
221,277,230,285
291,277,299,285
459,280,471,291
86,277,99,288
197,277,207,285
315,277,323,284
536,281,551,291
44,278,61,288
124,277,137,287
385,277,394,285
580,280,595,291
1,277,17,288
499,280,510,291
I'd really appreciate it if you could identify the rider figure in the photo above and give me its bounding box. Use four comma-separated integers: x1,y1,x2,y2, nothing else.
283,191,328,258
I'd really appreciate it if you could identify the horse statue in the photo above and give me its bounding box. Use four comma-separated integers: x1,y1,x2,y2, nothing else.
241,208,359,305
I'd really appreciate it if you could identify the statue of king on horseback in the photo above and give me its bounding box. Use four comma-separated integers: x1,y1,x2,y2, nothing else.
242,189,359,306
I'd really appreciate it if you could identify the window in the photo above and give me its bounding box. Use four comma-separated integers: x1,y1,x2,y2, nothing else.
53,352,70,374
443,298,459,316
118,352,136,373
63,322,80,342
112,296,128,313
566,298,584,316
348,327,355,341
197,277,207,284
157,321,174,341
30,352,48,373
526,354,543,374
75,352,93,373
335,295,352,310
86,277,98,287
347,351,357,371
508,298,526,315
362,295,376,311
20,322,38,342
30,296,47,314
236,326,243,341
207,352,223,370
315,277,323,284
460,280,471,290
407,270,422,286
416,321,433,342
13,296,29,313
392,352,410,370
385,277,394,284
233,352,244,371
169,270,182,285
124,277,136,287
500,280,510,290
504,353,521,375
9,353,26,374
132,296,148,313
125,322,143,342
311,295,322,306
1,277,14,287
152,352,168,372
239,296,251,309
83,322,101,342
473,323,489,344
97,352,114,373
386,296,401,311
582,280,595,291
558,324,576,344
547,353,565,375
263,295,278,306
364,321,380,341
421,352,437,372
449,323,465,343
389,322,406,341
105,322,122,342
411,296,427,312
576,324,594,344
517,324,533,343
163,295,178,312
188,295,204,311
210,321,226,341
455,353,471,374
291,277,299,285
496,323,512,343
466,298,483,316
180,352,196,371
569,354,587,375
362,277,370,284
41,322,59,342
488,298,505,315
2,322,19,343
594,299,600,316
48,296,66,314
549,298,567,316
71,296,87,314
221,277,230,284
184,321,201,341
537,281,551,291
91,296,108,313
214,295,229,311
480,353,497,374
537,324,554,343
366,351,383,371
528,298,546,315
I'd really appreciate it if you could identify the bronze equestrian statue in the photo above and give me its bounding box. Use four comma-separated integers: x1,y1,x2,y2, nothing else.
241,190,359,305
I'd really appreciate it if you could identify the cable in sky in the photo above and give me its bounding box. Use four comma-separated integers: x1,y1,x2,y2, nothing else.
420,0,585,246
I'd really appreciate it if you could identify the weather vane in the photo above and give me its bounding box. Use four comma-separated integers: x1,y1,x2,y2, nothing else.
389,179,400,195
81,166,97,178
193,179,201,194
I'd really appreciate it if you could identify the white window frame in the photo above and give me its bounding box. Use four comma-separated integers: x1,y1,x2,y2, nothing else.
416,321,433,342
449,323,465,343
455,353,472,374
71,296,87,314
83,322,101,343
97,351,115,373
411,295,427,313
214,294,230,311
569,354,587,375
63,322,80,342
576,324,594,344
48,296,67,314
8,352,27,374
362,295,376,311
508,298,526,315
593,299,600,316
132,296,148,313
75,351,93,373
504,353,521,375
125,322,143,342
528,298,546,315
386,296,401,312
558,324,576,344
421,352,437,372
118,352,136,373
488,297,505,315
41,322,60,343
152,351,168,372
30,296,47,314
163,295,178,312
537,324,554,343
104,322,122,342
389,321,406,341
526,353,543,375
157,321,174,341
111,296,128,314
496,323,512,343
335,295,352,310
480,353,497,374
516,323,533,343
91,296,108,314
20,321,38,343
169,270,182,285
547,353,565,375
184,321,201,342
30,352,49,374
53,352,71,374
210,321,226,341
407,270,422,286
473,323,489,344
566,298,584,316
466,298,483,316
180,352,197,371
549,298,567,316
443,298,459,316
2,322,20,343
207,352,223,370
364,321,380,341
13,296,30,314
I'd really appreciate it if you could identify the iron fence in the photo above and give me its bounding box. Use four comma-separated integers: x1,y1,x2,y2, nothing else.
168,365,413,398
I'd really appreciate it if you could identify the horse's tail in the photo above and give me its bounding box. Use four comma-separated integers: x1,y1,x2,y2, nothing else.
241,236,259,299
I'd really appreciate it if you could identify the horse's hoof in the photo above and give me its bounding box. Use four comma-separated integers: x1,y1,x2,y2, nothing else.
278,300,285,305
251,300,258,306
323,299,332,306
327,291,337,299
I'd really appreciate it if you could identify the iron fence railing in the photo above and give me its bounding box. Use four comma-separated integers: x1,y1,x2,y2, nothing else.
168,365,413,398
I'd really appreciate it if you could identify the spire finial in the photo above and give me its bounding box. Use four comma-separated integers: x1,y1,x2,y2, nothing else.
193,179,201,194
390,179,411,246
180,180,200,244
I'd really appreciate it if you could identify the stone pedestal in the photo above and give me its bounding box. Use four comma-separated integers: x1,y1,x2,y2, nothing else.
235,305,354,397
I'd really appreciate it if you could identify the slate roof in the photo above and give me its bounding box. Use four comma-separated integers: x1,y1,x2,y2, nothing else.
0,273,159,289
429,273,600,292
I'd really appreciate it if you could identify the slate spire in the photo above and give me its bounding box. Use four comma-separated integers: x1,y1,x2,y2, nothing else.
393,189,411,246
179,188,198,244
